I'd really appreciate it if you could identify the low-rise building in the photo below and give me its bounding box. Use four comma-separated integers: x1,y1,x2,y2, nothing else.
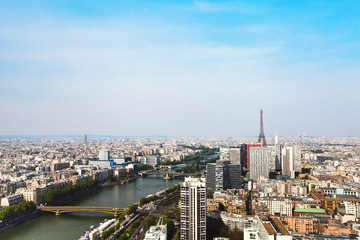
0,193,24,206
144,224,167,240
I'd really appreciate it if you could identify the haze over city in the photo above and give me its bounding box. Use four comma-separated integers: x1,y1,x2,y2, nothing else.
1,0,359,136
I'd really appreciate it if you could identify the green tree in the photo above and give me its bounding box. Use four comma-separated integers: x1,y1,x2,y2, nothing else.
131,221,140,229
146,217,158,229
207,189,214,199
126,204,137,215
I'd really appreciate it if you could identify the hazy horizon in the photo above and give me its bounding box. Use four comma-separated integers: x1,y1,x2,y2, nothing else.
1,1,359,136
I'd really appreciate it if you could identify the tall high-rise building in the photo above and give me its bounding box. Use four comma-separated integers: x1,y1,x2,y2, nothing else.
82,134,87,144
274,132,282,171
180,177,206,240
281,144,301,178
249,147,270,180
229,148,241,165
269,133,282,172
294,144,302,172
240,144,248,168
99,150,110,161
258,109,267,146
246,144,261,170
220,148,230,161
281,146,295,178
220,147,241,165
206,160,242,190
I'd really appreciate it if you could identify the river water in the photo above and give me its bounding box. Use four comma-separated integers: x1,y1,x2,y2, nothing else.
0,177,182,240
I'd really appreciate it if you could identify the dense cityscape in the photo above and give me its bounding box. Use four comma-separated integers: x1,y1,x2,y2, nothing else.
0,110,359,240
1,1,359,240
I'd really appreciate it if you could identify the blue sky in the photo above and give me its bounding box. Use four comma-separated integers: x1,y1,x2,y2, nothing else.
0,0,359,136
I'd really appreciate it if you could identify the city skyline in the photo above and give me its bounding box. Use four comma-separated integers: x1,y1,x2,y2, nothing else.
1,1,359,137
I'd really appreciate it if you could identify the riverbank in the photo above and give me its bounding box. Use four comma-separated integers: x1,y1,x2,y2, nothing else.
0,178,126,234
0,178,182,240
100,175,141,187
0,211,42,233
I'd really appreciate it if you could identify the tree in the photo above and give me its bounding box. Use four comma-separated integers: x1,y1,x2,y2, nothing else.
146,217,157,229
131,221,140,229
117,214,125,222
207,189,214,199
126,204,137,215
107,172,117,182
162,218,175,240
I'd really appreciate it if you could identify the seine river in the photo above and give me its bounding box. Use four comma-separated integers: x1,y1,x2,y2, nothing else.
0,177,182,240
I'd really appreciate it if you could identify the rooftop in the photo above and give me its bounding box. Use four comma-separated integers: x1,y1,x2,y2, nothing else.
294,208,326,214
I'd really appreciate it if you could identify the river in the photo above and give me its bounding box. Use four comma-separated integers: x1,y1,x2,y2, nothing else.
0,177,182,240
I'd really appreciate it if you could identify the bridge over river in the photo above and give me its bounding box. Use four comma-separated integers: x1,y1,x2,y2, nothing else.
37,206,127,216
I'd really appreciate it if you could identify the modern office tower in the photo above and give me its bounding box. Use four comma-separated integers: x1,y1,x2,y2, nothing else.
220,147,241,165
258,109,267,146
294,144,302,172
274,132,282,171
99,150,110,161
81,134,87,144
249,147,270,180
220,148,230,161
281,146,295,178
227,163,242,189
246,144,261,170
180,177,206,240
206,162,222,190
281,145,301,178
206,160,242,190
240,144,248,168
269,146,276,172
229,147,241,165
269,133,282,172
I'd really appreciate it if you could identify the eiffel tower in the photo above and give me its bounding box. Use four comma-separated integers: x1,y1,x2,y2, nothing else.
258,109,267,146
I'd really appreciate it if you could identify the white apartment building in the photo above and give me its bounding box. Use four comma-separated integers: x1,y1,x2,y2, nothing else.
258,198,293,217
180,177,207,240
144,225,167,240
250,147,270,181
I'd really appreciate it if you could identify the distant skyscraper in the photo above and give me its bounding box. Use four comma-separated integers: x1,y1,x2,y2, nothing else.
258,109,267,146
246,144,261,169
281,144,301,178
180,177,206,240
229,148,241,165
294,144,302,172
81,134,87,144
269,132,282,172
220,147,241,165
220,148,230,161
206,160,241,190
99,150,110,161
249,147,270,180
281,146,295,178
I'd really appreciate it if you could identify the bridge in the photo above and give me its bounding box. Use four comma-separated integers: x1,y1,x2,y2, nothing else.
37,206,127,216
142,172,200,178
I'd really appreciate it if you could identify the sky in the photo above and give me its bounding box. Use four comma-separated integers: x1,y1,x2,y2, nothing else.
0,0,359,137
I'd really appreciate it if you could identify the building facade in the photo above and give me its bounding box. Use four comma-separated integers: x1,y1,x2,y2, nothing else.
180,177,207,240
206,160,241,190
249,147,270,181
